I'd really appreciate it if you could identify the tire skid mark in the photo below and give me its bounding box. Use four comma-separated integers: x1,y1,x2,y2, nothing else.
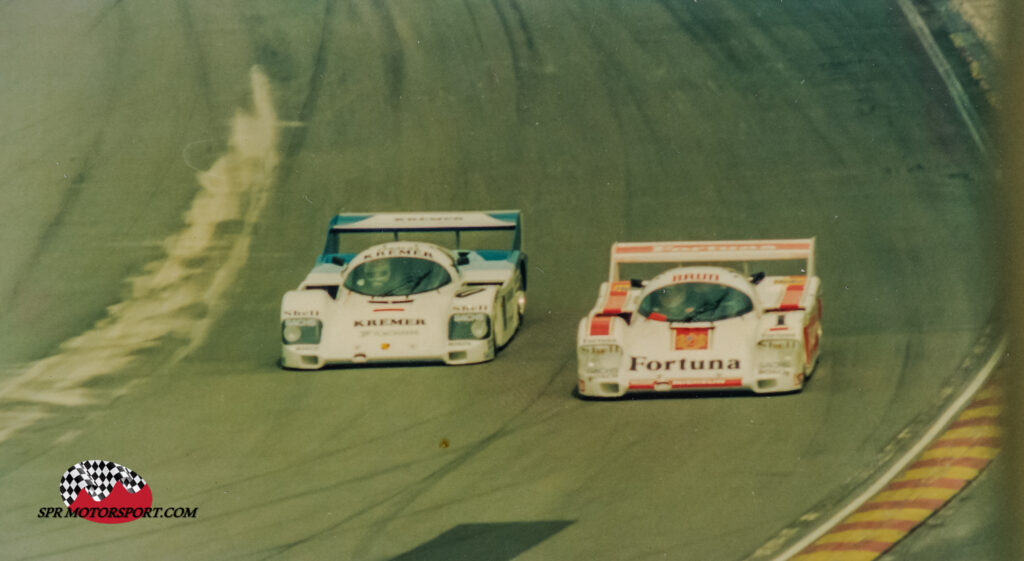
507,0,536,52
86,0,124,33
656,0,749,72
0,67,281,444
345,360,568,560
280,0,332,164
581,19,667,152
572,10,666,208
370,0,406,109
245,359,571,560
0,6,127,314
489,0,541,122
172,406,455,504
175,0,216,119
461,0,487,51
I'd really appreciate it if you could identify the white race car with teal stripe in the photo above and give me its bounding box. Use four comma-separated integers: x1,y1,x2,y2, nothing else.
281,211,527,369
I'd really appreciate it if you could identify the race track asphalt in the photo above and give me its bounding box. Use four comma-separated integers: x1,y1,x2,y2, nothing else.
0,2,996,560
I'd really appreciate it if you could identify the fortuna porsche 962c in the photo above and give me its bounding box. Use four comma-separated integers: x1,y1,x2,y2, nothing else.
577,239,822,397
280,211,527,369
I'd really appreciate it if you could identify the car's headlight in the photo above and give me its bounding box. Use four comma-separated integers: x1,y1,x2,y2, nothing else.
282,318,322,344
757,339,800,370
449,313,491,340
578,344,622,377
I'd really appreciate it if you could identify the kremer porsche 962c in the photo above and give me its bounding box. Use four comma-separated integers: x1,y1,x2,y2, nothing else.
577,239,822,397
280,211,527,369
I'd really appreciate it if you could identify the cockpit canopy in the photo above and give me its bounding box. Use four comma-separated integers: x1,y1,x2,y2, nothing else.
343,257,452,297
637,282,753,322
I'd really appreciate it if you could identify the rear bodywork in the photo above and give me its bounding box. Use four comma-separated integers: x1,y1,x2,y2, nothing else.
577,239,822,398
281,211,527,369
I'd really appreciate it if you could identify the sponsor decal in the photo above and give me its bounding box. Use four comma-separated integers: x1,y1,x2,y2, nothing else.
41,460,198,523
282,309,319,317
600,281,632,314
451,303,489,313
354,318,426,327
671,273,720,282
674,327,710,350
392,215,468,224
629,355,740,372
369,247,435,260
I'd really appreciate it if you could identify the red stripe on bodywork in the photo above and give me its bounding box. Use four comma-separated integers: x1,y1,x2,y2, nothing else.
614,241,812,254
615,245,654,254
628,380,656,390
778,281,805,310
671,378,741,389
589,316,612,337
802,298,822,363
627,378,741,390
373,308,405,312
600,281,632,314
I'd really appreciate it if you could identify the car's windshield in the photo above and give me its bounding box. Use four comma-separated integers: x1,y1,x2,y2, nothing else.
638,282,753,322
343,258,452,297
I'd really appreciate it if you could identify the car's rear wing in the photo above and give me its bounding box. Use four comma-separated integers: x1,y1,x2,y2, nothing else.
609,238,816,281
327,210,522,252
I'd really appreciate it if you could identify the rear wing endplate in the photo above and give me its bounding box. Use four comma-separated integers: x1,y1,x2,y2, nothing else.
610,238,816,281
329,210,522,251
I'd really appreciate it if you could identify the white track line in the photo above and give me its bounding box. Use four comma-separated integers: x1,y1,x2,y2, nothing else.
897,0,993,160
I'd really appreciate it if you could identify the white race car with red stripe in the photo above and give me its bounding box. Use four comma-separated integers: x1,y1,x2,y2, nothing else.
577,239,822,398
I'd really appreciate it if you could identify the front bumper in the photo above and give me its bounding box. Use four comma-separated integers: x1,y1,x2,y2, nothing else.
281,338,494,369
577,370,803,398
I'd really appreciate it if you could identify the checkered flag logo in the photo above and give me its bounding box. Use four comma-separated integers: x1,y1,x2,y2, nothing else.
59,460,147,507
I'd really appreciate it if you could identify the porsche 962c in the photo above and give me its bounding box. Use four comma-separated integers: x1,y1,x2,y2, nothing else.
281,211,527,369
577,239,822,397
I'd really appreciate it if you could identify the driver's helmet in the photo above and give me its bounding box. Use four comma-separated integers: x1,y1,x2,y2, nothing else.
360,259,392,291
658,287,685,310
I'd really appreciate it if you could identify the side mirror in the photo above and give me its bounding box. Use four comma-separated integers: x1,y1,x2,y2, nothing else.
749,271,766,285
456,252,470,266
330,255,347,266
